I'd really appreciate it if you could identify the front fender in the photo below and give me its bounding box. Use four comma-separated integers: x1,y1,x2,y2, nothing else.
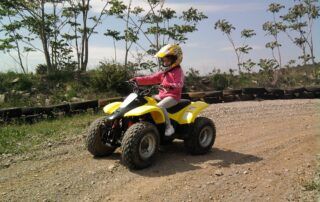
124,105,165,124
173,101,209,124
103,102,122,114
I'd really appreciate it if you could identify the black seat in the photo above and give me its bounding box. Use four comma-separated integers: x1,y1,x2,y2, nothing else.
167,99,191,114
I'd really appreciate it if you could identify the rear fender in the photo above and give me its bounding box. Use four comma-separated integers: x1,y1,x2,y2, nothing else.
124,105,165,124
103,102,122,114
170,101,208,124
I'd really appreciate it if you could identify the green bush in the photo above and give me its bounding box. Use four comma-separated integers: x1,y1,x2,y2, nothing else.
35,64,48,75
14,74,34,91
0,62,319,108
89,62,132,95
0,72,36,93
44,70,75,83
211,73,229,90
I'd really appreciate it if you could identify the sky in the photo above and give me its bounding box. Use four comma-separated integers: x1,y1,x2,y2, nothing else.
0,0,319,74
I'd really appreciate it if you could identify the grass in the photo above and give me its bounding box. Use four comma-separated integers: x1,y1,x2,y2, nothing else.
303,179,320,192
302,158,320,198
0,112,102,155
302,171,320,201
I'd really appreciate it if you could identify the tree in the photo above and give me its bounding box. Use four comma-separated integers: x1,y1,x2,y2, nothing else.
263,3,285,68
19,0,54,72
63,0,110,72
0,0,76,73
185,68,200,90
104,30,124,62
0,14,28,73
106,0,207,70
0,1,36,73
214,19,256,73
105,0,138,67
1,0,111,73
242,59,256,73
281,0,319,65
257,58,279,86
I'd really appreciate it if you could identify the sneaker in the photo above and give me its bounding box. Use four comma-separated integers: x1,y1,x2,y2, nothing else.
165,124,175,136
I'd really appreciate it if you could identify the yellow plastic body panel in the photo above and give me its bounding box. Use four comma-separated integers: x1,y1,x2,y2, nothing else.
103,102,122,114
124,105,165,124
123,96,165,124
169,101,209,124
103,96,208,125
144,96,158,105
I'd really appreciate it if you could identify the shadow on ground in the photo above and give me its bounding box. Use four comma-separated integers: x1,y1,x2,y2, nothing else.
130,140,263,177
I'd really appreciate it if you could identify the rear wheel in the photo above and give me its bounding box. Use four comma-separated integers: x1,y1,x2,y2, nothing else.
86,117,117,157
184,117,216,155
121,122,160,169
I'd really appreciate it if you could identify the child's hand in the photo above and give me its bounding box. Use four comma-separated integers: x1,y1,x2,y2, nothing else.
129,78,138,85
160,84,174,90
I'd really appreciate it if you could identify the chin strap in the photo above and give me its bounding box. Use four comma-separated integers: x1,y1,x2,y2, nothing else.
163,65,180,74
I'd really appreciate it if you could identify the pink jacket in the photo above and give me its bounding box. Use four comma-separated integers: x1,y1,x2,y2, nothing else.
134,66,184,101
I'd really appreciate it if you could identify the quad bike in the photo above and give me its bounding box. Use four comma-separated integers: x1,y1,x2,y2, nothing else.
86,81,216,169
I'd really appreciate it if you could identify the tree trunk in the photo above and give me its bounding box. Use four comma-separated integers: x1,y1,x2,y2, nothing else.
307,32,315,65
15,39,26,74
40,0,52,74
302,45,307,65
84,35,88,71
80,0,89,72
273,13,282,68
227,34,241,73
276,45,282,68
84,0,90,72
307,10,315,65
124,0,132,67
74,14,80,71
271,48,280,68
8,16,26,73
53,3,58,69
113,38,117,62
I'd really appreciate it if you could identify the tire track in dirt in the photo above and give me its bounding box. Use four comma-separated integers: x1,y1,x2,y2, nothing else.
0,99,318,201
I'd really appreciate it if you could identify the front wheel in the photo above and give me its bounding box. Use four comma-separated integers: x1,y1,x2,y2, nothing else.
184,117,216,155
121,122,160,169
86,117,117,157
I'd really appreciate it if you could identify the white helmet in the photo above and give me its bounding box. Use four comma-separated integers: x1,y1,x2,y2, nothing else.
154,44,183,68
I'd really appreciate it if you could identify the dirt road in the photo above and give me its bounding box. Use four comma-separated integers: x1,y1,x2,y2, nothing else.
0,99,319,201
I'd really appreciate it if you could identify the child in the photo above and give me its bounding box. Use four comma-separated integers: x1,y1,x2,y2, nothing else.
131,44,184,136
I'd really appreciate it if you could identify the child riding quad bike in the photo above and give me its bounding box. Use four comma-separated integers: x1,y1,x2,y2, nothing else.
85,81,216,169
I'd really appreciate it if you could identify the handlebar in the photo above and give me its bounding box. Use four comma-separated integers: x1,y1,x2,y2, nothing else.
126,80,139,93
126,80,162,96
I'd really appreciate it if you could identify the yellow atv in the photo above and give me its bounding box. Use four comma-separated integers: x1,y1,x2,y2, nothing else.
86,81,216,169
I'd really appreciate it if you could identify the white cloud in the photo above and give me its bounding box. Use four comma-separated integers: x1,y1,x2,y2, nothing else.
90,0,110,13
168,3,225,13
182,57,231,74
90,0,158,14
0,45,127,72
0,51,45,72
220,45,264,52
252,45,264,51
220,46,234,52
88,46,126,65
200,3,264,13
90,0,264,14
183,42,200,48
